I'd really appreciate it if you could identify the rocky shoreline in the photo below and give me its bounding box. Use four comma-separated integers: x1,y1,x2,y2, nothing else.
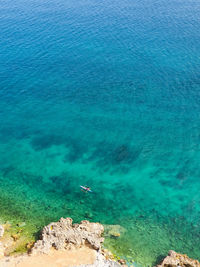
0,218,200,267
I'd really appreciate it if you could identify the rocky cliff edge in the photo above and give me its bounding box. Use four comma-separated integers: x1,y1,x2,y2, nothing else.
32,217,104,254
156,250,200,267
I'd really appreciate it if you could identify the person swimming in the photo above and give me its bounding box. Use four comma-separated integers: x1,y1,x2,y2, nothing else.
80,185,92,193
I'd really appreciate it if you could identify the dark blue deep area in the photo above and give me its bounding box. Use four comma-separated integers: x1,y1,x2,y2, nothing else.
0,0,200,265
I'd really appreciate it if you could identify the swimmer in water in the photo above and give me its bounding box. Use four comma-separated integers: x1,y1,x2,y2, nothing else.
80,185,92,193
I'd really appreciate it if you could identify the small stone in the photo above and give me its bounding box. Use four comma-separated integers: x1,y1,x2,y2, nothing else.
26,241,35,250
102,249,115,260
17,222,26,227
0,225,4,238
11,233,20,241
118,258,126,265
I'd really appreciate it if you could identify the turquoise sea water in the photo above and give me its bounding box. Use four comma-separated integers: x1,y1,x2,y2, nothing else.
1,0,200,265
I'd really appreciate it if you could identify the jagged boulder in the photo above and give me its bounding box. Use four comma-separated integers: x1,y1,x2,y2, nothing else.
0,225,4,238
32,218,104,254
156,250,200,267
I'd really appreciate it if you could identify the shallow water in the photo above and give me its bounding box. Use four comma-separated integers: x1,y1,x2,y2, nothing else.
0,0,200,265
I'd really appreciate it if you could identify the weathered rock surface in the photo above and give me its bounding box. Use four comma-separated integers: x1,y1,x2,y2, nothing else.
32,217,104,254
156,250,200,267
0,225,4,238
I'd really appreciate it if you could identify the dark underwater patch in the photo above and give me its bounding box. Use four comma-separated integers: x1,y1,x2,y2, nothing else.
113,144,141,164
176,171,187,181
49,173,72,194
31,134,66,150
63,139,88,163
31,134,89,164
0,165,16,177
0,125,31,142
89,142,141,173
113,145,131,163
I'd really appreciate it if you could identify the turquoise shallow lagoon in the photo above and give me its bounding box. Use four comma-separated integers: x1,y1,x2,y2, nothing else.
0,0,200,265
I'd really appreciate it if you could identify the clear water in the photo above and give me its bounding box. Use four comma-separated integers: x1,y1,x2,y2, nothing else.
0,0,200,265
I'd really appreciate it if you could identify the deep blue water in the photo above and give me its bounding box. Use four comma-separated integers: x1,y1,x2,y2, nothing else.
0,0,200,265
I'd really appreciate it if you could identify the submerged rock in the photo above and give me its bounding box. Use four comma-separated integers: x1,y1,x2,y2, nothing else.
156,250,200,267
110,232,120,238
32,217,104,254
104,224,126,239
17,222,26,227
0,225,4,238
85,212,93,219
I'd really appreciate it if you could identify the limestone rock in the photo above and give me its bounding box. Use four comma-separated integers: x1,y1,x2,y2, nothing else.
156,250,200,267
0,225,4,238
32,218,104,254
